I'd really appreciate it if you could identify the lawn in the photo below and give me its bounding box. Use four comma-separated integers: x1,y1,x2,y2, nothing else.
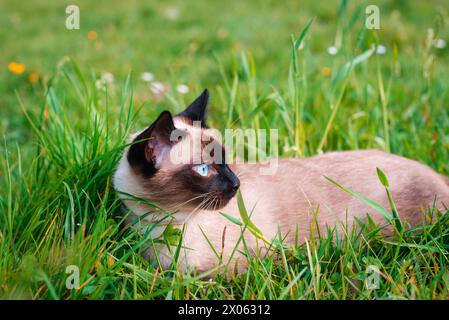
1,0,449,299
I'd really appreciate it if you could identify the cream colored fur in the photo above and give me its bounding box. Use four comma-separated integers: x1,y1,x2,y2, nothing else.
114,122,449,275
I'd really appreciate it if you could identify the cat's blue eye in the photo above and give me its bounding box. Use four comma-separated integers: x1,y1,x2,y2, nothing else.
193,164,209,177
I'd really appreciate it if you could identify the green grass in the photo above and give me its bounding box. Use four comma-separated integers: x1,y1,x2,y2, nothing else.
1,0,449,299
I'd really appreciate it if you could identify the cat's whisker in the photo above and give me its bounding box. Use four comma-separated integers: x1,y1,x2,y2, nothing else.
170,192,214,211
214,198,222,211
188,194,212,214
206,196,215,210
184,197,211,220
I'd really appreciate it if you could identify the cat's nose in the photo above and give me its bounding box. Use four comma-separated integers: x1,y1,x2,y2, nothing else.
231,179,240,192
220,164,240,193
230,175,240,192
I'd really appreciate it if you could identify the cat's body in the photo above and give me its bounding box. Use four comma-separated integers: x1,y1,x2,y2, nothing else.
113,90,449,274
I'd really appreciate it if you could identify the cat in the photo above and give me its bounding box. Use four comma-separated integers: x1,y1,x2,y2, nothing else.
113,89,449,275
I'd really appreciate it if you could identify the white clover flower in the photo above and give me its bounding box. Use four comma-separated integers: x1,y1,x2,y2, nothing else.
101,72,114,84
434,39,447,49
327,46,338,55
141,72,154,82
164,7,179,20
150,81,165,94
176,84,189,94
95,79,106,91
376,44,386,55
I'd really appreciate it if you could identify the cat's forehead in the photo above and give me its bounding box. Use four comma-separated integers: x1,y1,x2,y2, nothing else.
173,116,219,141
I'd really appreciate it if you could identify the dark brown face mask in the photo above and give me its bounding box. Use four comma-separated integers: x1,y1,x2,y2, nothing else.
126,89,240,210
128,89,210,177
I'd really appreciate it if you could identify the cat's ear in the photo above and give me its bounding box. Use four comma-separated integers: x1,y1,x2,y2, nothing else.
127,111,177,175
177,89,209,127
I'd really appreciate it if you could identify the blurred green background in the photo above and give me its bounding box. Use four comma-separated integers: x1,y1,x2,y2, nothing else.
1,0,448,145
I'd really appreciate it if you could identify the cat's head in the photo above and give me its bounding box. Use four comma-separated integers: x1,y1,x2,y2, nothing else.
114,89,240,214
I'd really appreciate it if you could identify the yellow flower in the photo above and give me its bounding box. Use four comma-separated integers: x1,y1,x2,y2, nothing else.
321,67,331,77
8,62,26,75
107,255,115,267
28,72,39,83
87,30,97,41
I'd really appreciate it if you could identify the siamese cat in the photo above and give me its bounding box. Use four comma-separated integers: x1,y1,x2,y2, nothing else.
114,89,449,275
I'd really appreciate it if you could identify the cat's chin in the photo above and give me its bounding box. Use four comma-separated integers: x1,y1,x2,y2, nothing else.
206,194,236,211
183,194,235,211
200,202,228,211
